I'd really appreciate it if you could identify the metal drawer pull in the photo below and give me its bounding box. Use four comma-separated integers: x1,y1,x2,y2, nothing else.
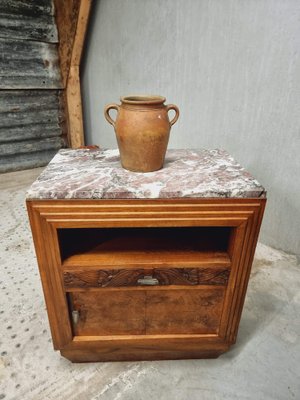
72,310,80,324
137,275,159,286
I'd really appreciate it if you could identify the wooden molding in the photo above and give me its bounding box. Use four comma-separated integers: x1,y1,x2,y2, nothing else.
54,0,92,148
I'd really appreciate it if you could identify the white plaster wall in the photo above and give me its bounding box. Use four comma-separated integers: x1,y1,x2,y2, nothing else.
81,0,300,256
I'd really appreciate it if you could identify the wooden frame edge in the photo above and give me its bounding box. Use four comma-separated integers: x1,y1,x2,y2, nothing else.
26,201,73,349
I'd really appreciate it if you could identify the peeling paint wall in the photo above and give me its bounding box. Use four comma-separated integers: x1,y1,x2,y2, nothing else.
81,0,300,256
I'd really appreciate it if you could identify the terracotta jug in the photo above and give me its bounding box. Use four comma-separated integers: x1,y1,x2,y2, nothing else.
104,95,179,172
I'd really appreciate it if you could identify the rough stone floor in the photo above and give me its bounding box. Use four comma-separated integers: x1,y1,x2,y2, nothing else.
0,168,299,400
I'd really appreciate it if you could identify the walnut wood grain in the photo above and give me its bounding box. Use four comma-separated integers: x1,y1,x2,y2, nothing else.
62,250,231,269
61,338,229,362
26,198,266,361
70,291,146,336
70,287,225,336
145,288,225,334
63,267,230,289
61,331,229,362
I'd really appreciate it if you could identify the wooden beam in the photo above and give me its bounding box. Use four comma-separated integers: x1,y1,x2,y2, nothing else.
54,0,81,88
54,0,92,148
66,65,84,148
67,0,92,148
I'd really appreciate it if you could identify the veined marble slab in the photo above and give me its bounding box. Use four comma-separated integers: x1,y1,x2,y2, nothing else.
26,149,266,199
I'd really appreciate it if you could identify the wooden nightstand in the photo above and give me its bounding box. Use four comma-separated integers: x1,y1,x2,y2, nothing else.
26,149,266,362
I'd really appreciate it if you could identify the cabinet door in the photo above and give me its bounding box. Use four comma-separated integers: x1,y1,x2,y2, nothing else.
145,288,225,334
69,286,226,336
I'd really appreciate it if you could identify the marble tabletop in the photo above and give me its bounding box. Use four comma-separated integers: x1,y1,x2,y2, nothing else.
26,149,266,200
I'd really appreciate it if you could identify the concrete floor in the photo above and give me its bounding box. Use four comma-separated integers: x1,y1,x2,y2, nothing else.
0,168,299,400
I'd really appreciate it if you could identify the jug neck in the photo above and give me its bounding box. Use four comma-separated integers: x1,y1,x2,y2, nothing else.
120,95,166,109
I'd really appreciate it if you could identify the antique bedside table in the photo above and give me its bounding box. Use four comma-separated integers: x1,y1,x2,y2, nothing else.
26,149,266,362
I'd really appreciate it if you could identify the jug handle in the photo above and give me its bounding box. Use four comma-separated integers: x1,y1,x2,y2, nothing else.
166,104,180,126
104,104,119,127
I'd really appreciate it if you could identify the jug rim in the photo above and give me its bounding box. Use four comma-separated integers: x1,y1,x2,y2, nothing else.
120,95,166,105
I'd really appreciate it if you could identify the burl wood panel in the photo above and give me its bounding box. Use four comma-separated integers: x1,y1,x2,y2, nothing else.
70,287,225,336
146,288,225,334
64,267,230,289
70,291,146,336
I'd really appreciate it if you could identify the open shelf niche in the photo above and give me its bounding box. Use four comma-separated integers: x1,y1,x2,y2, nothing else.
58,226,233,269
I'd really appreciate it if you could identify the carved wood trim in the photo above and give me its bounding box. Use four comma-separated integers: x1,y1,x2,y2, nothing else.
63,267,230,289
